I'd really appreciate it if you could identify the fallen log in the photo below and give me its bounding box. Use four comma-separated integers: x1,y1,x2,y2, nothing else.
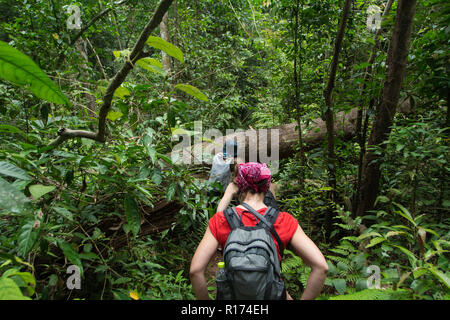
172,101,412,166
171,107,362,166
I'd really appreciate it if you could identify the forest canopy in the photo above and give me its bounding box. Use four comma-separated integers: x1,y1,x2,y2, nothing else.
0,0,448,301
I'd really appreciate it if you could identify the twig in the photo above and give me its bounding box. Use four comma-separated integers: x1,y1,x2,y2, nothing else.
48,0,174,148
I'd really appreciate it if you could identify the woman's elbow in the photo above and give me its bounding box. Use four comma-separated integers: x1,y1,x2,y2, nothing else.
313,262,329,276
189,263,204,279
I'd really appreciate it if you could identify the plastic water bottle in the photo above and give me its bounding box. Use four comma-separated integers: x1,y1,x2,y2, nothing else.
216,262,226,281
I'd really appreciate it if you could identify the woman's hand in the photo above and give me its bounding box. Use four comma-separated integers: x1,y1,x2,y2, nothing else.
226,182,239,196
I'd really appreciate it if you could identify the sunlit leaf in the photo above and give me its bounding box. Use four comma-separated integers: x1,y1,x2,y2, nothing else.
106,111,123,121
29,184,55,200
136,58,165,75
0,40,70,106
145,36,184,63
174,83,209,102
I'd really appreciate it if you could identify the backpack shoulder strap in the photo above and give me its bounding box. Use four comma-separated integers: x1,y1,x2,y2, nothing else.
265,207,284,256
224,207,242,230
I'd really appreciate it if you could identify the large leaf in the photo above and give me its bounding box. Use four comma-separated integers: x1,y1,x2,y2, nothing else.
0,124,26,137
136,58,165,75
124,194,141,237
333,279,347,295
28,184,55,200
392,202,416,226
174,84,209,102
59,241,83,276
113,86,130,99
427,264,450,289
0,176,30,213
143,134,157,164
0,161,31,181
0,277,31,300
392,245,417,267
2,269,36,296
145,36,184,63
0,40,70,106
365,237,386,249
18,221,38,256
106,110,123,121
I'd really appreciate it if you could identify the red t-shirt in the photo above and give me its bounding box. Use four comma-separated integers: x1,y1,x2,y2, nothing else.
209,207,299,261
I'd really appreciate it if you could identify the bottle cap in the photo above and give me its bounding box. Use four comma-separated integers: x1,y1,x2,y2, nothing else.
218,262,225,269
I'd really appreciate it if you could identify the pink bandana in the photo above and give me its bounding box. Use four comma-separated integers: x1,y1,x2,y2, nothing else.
236,162,271,193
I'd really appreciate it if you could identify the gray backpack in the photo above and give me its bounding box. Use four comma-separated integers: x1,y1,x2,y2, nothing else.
217,203,286,300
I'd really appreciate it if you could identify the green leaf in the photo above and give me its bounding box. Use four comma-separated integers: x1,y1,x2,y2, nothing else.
0,161,31,181
145,36,184,63
392,202,416,226
0,40,70,106
392,245,417,266
365,237,386,248
385,231,406,238
124,194,140,237
166,183,176,202
426,264,450,289
143,134,156,163
3,269,36,295
113,49,131,59
18,221,38,256
0,176,30,213
113,86,130,99
28,184,56,200
53,206,73,221
354,61,370,70
357,231,382,241
0,161,31,180
106,110,123,121
0,124,26,137
0,277,31,300
174,84,209,102
59,241,83,276
333,279,347,295
136,58,165,75
151,170,162,186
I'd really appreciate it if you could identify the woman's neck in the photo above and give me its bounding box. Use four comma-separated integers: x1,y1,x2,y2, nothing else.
239,192,266,210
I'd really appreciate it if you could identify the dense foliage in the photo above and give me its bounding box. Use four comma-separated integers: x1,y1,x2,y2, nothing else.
0,0,448,300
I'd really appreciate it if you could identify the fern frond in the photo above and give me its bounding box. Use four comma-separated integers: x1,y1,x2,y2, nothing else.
327,255,350,264
329,248,349,256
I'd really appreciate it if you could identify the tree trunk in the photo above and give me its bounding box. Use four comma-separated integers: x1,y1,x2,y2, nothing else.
356,0,417,217
323,0,353,239
293,0,305,188
353,0,394,217
160,12,172,73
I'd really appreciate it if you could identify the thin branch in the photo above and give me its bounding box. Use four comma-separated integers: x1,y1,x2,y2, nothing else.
69,0,130,46
85,37,108,80
49,0,174,148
